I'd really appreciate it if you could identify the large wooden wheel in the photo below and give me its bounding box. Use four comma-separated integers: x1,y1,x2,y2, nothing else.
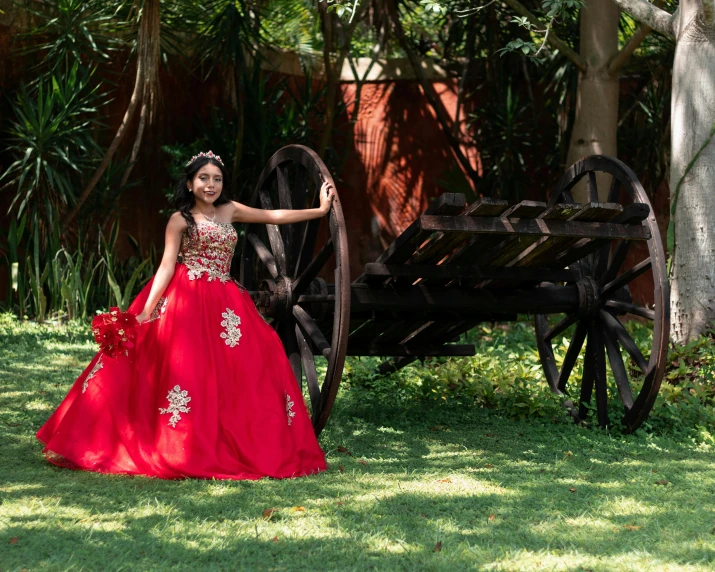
239,145,350,436
534,155,669,432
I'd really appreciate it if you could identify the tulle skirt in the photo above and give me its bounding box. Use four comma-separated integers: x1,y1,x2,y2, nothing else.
36,263,327,480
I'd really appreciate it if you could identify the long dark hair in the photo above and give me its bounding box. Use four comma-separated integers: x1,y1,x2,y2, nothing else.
174,156,231,238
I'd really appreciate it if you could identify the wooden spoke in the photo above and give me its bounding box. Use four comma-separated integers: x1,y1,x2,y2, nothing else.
534,314,560,393
587,172,599,203
292,238,334,298
289,166,308,277
600,310,648,374
545,313,578,341
602,257,652,296
599,239,631,286
246,233,279,279
607,176,621,203
296,324,321,411
279,317,301,388
276,164,292,209
604,300,655,320
558,320,588,392
258,189,287,275
602,324,634,411
294,183,322,277
589,323,609,428
578,335,595,420
294,305,331,357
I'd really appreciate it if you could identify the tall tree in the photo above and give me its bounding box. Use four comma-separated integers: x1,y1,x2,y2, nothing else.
607,0,715,342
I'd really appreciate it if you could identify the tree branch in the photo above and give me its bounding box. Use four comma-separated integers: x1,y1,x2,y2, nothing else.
609,0,675,38
607,22,651,75
502,0,587,72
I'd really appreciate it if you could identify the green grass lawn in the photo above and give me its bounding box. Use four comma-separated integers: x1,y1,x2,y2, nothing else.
2,316,715,571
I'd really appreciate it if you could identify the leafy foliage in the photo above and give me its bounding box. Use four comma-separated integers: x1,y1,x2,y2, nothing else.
0,64,102,222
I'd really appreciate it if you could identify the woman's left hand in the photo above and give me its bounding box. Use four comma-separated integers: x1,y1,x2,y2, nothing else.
319,180,335,214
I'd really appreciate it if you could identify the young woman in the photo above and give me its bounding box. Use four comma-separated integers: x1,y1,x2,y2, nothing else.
36,151,335,480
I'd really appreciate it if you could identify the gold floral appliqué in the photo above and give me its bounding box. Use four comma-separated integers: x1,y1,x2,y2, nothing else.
82,356,103,393
285,392,296,426
159,385,192,428
178,221,237,283
220,308,242,347
149,296,168,321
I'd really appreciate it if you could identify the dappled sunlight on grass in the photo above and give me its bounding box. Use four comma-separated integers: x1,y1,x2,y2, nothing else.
2,317,715,569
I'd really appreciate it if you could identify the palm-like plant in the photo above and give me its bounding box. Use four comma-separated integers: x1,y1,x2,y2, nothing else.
18,0,127,75
0,63,102,226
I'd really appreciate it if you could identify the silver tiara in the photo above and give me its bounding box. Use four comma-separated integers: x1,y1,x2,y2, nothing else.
186,150,224,167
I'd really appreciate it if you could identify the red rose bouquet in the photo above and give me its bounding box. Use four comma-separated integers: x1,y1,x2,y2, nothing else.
92,307,138,357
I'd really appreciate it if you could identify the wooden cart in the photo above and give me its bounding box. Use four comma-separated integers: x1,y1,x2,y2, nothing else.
240,146,669,436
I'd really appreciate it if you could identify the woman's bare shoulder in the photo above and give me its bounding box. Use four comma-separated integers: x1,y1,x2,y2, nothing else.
168,211,189,231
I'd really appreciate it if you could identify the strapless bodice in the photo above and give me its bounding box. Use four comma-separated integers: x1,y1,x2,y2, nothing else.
178,221,237,283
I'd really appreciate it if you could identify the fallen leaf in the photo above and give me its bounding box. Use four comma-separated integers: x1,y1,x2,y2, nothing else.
655,479,670,486
433,541,442,552
488,514,496,522
336,446,352,456
438,478,451,483
9,537,18,545
337,501,343,506
569,487,576,493
271,536,280,542
339,465,345,473
291,506,306,512
624,525,641,531
484,463,494,468
357,460,368,465
262,508,279,519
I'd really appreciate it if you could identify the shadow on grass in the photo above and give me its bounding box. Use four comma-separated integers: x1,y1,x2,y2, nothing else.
2,325,715,569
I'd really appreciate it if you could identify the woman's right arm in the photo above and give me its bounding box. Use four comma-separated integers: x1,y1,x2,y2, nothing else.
135,213,187,324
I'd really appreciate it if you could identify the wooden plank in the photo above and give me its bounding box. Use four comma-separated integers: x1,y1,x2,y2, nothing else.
363,262,579,283
481,203,583,268
508,202,622,269
347,318,396,345
499,200,548,219
552,203,650,269
349,283,579,315
375,319,432,345
418,212,649,241
356,193,467,284
346,344,476,357
408,198,509,268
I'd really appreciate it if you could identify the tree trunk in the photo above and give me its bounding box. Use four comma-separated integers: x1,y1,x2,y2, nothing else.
566,0,621,201
669,4,715,342
64,0,160,228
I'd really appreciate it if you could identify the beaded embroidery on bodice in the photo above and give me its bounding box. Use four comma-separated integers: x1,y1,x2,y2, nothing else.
178,221,237,283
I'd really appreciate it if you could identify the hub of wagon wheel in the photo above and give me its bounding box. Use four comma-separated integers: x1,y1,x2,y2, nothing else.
254,276,293,319
576,276,600,319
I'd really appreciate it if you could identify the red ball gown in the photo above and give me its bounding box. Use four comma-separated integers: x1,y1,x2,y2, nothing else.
36,220,327,480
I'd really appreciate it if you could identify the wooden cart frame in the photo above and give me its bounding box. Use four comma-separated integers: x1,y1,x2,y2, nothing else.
240,146,669,436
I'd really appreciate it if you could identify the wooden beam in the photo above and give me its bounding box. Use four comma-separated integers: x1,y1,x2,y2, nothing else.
419,215,650,241
363,263,579,283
